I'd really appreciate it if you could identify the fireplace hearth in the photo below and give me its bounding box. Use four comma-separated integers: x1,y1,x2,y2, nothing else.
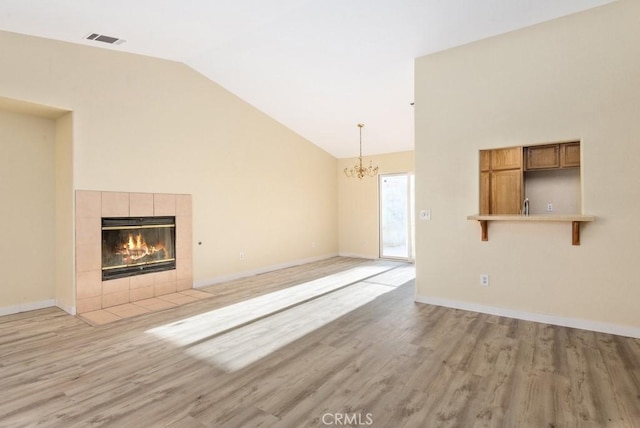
101,216,176,280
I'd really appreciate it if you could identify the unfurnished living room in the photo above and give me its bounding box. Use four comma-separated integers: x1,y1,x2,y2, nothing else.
1,1,639,427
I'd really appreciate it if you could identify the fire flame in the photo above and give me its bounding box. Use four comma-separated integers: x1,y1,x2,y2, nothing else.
119,232,165,263
126,233,145,251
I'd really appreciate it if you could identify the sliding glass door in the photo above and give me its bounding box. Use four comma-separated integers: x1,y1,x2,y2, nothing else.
379,173,414,260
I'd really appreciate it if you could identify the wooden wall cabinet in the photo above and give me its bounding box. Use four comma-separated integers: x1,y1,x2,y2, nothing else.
479,147,522,215
525,142,580,171
491,147,522,170
526,144,560,170
561,142,580,167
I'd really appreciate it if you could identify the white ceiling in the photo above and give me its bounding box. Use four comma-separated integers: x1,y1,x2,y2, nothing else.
0,0,613,158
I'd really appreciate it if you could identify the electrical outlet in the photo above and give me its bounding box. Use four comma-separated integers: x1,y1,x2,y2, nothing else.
480,274,489,287
420,209,431,221
239,251,245,260
547,203,553,212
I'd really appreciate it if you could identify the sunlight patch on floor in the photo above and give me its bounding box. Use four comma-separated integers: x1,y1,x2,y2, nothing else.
363,264,415,287
184,281,395,371
146,262,415,371
146,263,401,347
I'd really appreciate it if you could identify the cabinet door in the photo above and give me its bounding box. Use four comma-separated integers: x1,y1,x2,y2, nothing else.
491,147,522,170
526,144,560,170
561,142,580,167
491,170,522,214
480,172,490,214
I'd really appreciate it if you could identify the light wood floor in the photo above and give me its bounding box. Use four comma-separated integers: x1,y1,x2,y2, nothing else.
1,257,639,427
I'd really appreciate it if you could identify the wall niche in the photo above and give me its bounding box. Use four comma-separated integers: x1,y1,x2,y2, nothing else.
480,141,581,216
471,141,594,245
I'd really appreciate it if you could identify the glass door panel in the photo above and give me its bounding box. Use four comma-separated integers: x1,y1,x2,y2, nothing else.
380,174,411,259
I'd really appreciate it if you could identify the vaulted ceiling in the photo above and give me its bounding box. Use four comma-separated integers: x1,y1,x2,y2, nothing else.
0,0,614,158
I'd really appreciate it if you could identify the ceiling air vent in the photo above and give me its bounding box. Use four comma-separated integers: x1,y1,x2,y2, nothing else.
84,33,126,45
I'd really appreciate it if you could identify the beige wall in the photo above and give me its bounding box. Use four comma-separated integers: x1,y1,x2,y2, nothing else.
0,109,56,311
55,112,74,312
0,30,338,311
414,0,640,335
338,151,414,258
525,168,581,215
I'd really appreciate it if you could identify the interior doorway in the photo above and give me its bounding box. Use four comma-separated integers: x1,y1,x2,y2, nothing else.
379,173,414,260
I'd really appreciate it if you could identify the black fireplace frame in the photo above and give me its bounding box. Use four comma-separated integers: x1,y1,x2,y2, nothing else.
101,216,176,281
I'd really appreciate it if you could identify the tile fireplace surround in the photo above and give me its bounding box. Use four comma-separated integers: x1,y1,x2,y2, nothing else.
75,191,193,314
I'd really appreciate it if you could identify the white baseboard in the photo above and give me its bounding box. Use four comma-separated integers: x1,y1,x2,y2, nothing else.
56,301,76,316
0,299,56,317
194,253,339,288
415,295,640,339
337,252,379,260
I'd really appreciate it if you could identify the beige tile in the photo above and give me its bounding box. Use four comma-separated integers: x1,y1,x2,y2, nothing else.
154,282,177,296
158,293,198,305
76,296,102,314
104,303,151,318
76,242,101,273
102,290,130,308
177,278,193,292
179,289,212,299
176,218,193,259
133,298,177,311
176,259,193,281
75,216,101,246
76,270,102,299
154,194,176,216
153,269,177,284
176,214,192,229
76,190,102,219
80,310,122,325
102,277,130,295
176,215,192,232
144,271,164,285
137,272,159,287
130,285,154,302
176,194,192,216
130,193,154,217
102,192,130,217
176,238,193,260
130,273,154,289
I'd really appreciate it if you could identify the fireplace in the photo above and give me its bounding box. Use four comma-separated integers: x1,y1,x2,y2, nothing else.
75,191,193,314
101,216,176,281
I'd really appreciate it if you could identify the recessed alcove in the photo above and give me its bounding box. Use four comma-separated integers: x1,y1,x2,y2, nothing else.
470,141,594,245
0,97,74,316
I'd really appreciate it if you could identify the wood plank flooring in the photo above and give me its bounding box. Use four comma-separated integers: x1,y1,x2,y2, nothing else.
1,257,639,427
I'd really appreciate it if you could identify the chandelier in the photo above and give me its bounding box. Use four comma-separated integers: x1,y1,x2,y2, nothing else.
344,123,379,179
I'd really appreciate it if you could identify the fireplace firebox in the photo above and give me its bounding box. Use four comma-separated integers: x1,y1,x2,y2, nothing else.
101,216,176,280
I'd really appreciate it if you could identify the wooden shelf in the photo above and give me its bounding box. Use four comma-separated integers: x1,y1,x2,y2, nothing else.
467,214,595,245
